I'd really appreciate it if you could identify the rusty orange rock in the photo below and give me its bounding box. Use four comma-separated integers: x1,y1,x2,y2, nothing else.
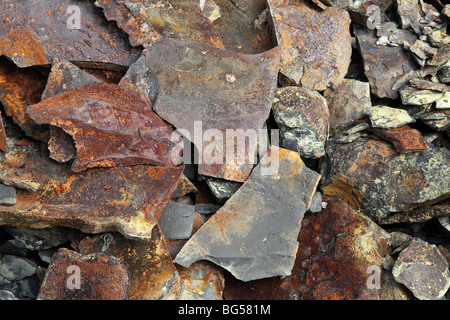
268,0,352,90
0,165,184,239
369,125,428,153
223,195,410,300
78,228,181,300
37,248,130,300
27,83,181,171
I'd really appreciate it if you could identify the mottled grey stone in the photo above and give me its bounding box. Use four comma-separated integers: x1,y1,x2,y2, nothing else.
1,226,73,251
392,239,450,300
206,178,242,204
0,255,37,282
0,183,16,206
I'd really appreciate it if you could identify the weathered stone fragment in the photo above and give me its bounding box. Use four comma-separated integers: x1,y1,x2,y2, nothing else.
0,184,16,206
321,136,450,221
47,127,76,164
159,202,196,240
400,86,444,105
323,79,370,134
95,0,224,49
272,87,329,159
269,1,352,90
436,92,450,109
392,239,450,300
170,174,198,200
0,254,40,299
37,248,130,300
78,228,180,300
223,196,410,300
379,200,450,224
174,146,321,281
0,58,47,141
205,178,242,204
395,0,421,29
0,112,7,153
28,83,180,171
420,108,450,131
195,182,222,215
438,66,450,83
369,125,427,153
355,27,417,99
0,165,184,239
147,38,280,182
0,0,140,68
329,0,392,26
1,226,73,251
367,105,415,129
177,261,225,300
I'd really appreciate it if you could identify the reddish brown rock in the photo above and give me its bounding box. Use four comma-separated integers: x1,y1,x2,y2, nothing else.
223,195,410,300
0,165,184,239
27,83,181,172
78,227,180,300
147,38,280,182
0,111,8,152
95,0,224,49
0,58,47,141
268,1,352,90
37,248,130,300
0,0,140,68
369,125,427,153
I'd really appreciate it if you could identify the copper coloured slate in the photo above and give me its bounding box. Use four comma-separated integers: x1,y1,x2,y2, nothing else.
146,38,280,182
0,0,140,68
27,83,181,172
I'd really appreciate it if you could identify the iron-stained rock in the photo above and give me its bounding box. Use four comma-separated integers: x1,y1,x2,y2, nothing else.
0,165,184,239
392,239,450,300
0,0,140,68
28,83,181,171
369,125,427,153
159,202,196,240
223,195,410,300
355,27,417,99
177,261,225,300
174,146,321,281
78,228,180,300
37,248,130,300
269,1,352,90
146,38,280,182
323,78,370,134
367,105,415,129
321,136,450,221
272,87,329,159
379,200,450,224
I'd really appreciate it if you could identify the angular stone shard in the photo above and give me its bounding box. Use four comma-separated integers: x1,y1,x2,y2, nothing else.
174,146,321,281
177,261,225,300
223,196,410,300
158,201,196,240
367,105,416,129
37,248,130,300
205,178,242,204
0,165,184,239
269,1,352,90
355,27,417,99
392,239,450,300
323,78,370,134
27,83,181,172
369,125,427,153
400,86,444,105
95,0,225,49
147,38,280,182
0,0,140,68
321,136,450,221
272,87,330,159
0,184,16,206
78,228,180,300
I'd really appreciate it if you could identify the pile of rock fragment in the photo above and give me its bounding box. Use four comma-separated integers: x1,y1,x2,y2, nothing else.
0,0,449,301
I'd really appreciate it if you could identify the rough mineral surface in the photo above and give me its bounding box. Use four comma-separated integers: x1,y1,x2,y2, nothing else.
269,1,352,90
369,125,427,153
37,248,130,300
174,146,321,281
147,38,280,182
321,136,450,221
27,83,181,171
0,165,184,239
392,239,450,300
367,105,416,129
272,87,329,158
323,78,370,134
78,228,180,300
223,195,410,300
355,27,417,99
0,0,140,68
158,202,196,240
